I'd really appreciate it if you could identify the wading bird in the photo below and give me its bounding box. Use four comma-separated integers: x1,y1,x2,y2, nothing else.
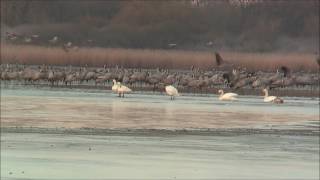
116,82,132,98
112,79,119,93
165,85,179,100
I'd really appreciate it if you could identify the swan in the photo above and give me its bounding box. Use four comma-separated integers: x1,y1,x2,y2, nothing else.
218,89,238,101
262,88,284,104
111,79,119,93
165,85,179,100
116,82,132,98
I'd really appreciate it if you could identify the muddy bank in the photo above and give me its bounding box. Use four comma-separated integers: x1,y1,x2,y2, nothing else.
2,83,320,97
1,126,319,136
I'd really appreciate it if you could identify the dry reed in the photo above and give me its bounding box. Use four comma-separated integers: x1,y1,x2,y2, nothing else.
1,44,318,72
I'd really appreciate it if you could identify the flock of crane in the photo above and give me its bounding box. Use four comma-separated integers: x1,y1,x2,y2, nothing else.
2,56,318,104
2,35,319,103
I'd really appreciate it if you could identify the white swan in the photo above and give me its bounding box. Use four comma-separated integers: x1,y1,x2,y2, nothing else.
165,85,179,100
116,82,132,98
111,79,119,93
262,88,284,104
218,89,238,101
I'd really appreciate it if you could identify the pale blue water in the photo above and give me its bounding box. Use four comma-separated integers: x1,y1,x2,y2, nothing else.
1,86,319,179
1,133,319,179
1,86,319,130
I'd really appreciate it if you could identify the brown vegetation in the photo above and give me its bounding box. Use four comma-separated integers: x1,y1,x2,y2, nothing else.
2,1,319,52
1,45,318,72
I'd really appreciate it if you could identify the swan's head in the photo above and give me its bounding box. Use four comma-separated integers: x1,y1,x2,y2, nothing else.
112,79,117,83
218,89,224,94
262,88,268,96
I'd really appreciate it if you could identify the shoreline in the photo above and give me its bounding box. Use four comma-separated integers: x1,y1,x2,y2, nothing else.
1,127,319,136
2,83,320,97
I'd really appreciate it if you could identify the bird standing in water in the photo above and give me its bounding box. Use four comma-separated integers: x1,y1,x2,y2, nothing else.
165,85,179,100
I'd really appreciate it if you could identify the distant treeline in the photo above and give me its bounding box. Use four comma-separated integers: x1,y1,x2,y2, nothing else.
1,0,319,52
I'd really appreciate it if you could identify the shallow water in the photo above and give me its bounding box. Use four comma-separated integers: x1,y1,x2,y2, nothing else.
1,86,319,130
1,86,319,179
1,133,319,179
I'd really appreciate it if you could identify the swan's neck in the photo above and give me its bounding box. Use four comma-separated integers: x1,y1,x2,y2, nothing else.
219,91,224,96
264,90,269,97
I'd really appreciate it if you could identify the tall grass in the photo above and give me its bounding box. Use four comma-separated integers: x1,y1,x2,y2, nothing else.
1,44,318,72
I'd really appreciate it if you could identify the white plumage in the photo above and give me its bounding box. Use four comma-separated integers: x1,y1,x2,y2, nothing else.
111,79,119,93
264,96,277,102
111,79,132,97
116,82,132,98
49,36,58,43
263,88,284,103
165,85,179,100
218,89,238,101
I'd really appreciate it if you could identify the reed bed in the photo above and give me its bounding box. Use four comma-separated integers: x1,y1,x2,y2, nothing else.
1,44,318,72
